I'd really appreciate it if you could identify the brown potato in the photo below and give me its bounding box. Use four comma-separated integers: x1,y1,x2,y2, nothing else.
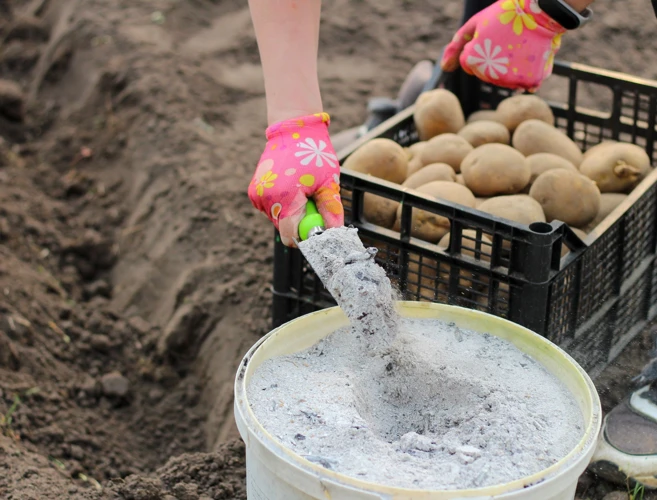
529,170,601,227
407,253,442,302
407,141,427,160
467,110,503,124
582,140,617,161
477,195,546,252
475,197,490,208
512,119,583,167
526,153,578,185
477,282,510,310
456,174,466,186
363,193,399,229
460,144,530,196
402,163,456,189
579,142,652,193
561,227,589,257
395,181,476,243
457,121,510,148
342,138,408,184
581,193,628,231
414,89,465,141
477,195,546,226
406,156,425,177
496,94,555,131
572,227,588,239
419,133,473,173
438,229,492,290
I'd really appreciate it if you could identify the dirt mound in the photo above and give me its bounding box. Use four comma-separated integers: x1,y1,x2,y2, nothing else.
110,440,246,500
1,0,657,498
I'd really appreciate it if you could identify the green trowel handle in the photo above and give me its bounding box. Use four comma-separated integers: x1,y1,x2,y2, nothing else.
298,199,325,241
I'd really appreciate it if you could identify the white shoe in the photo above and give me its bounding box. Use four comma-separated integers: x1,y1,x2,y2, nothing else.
589,383,657,489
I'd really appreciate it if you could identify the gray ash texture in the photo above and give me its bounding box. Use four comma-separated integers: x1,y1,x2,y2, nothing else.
247,318,585,490
298,226,400,351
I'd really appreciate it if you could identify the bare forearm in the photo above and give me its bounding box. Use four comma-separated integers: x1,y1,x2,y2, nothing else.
248,0,323,125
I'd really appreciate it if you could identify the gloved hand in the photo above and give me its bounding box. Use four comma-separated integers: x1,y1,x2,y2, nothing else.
248,113,344,247
440,0,566,92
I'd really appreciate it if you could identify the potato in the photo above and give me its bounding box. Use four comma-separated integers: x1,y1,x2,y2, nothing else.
512,119,583,167
460,143,530,196
582,193,628,231
476,195,545,253
395,181,476,243
475,197,490,208
438,229,492,290
342,138,407,184
561,227,589,257
363,193,399,229
579,142,652,193
572,227,588,239
456,174,466,186
406,156,425,177
467,110,503,124
419,133,473,173
414,89,465,141
526,153,578,185
477,195,546,226
402,163,456,189
407,254,442,301
496,94,555,131
407,141,427,160
457,121,510,148
582,140,617,161
529,169,601,227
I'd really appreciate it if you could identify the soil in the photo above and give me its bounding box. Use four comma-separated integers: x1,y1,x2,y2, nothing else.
0,0,655,499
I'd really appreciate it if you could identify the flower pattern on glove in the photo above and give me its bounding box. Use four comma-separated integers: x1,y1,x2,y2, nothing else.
248,113,344,247
466,39,510,80
295,137,338,167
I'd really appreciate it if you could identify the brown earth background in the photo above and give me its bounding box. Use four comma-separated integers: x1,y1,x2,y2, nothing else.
0,0,656,499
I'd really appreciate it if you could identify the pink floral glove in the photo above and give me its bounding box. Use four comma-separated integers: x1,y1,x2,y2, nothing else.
248,113,344,247
440,0,566,92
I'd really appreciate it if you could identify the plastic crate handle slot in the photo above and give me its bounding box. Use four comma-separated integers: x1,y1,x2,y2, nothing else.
299,200,326,241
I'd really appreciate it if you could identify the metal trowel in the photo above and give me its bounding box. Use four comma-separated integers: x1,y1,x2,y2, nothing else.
296,199,399,345
296,199,379,284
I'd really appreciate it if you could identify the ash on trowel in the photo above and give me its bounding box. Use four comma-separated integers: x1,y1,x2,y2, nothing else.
298,226,400,350
247,318,585,490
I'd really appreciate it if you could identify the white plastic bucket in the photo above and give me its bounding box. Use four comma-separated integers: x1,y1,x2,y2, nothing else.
234,302,602,500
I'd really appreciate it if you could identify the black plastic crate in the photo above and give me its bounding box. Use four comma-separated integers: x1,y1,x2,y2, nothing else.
272,60,657,377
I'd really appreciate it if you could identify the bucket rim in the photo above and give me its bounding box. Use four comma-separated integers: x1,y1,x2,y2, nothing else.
234,301,602,497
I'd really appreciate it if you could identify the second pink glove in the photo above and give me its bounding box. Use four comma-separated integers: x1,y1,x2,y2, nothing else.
441,0,566,92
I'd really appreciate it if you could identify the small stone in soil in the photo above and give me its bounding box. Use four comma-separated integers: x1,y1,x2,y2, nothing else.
602,493,628,500
79,376,98,394
101,371,130,398
90,334,112,352
128,316,152,335
69,444,85,460
149,388,165,402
